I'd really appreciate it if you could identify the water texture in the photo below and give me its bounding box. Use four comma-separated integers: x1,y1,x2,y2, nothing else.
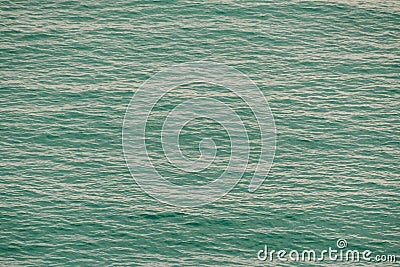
1,0,399,266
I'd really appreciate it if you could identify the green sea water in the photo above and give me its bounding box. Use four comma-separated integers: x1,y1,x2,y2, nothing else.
1,0,399,266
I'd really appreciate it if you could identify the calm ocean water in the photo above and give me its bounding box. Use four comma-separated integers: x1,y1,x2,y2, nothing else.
1,0,399,266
